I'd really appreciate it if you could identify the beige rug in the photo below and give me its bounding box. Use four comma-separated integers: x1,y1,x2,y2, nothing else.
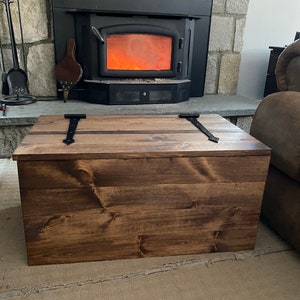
1,159,300,300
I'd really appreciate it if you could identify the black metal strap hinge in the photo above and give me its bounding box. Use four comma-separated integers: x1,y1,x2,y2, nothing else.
179,113,219,143
63,114,86,145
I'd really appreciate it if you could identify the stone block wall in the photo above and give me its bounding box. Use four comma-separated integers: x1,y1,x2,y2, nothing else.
0,0,56,97
0,0,249,98
206,0,249,95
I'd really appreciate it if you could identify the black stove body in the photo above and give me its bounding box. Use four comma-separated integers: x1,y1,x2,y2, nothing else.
52,0,213,104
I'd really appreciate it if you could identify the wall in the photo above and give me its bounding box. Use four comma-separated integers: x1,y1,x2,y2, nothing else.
0,0,250,98
237,0,300,99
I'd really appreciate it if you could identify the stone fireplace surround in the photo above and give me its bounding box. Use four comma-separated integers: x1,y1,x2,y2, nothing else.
0,0,249,98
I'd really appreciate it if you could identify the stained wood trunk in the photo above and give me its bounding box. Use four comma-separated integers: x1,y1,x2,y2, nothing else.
13,115,271,265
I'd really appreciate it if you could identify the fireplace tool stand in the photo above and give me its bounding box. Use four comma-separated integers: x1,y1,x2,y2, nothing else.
0,0,36,106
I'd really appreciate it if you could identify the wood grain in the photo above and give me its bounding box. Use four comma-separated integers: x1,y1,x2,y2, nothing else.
13,115,271,265
17,156,270,189
13,115,270,160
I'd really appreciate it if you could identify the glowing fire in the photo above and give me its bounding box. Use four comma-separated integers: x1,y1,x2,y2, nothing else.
106,34,172,71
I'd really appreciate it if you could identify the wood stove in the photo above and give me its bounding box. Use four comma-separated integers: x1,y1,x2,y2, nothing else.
52,0,213,104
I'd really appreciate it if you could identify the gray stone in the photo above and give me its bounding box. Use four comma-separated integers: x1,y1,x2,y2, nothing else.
204,54,219,94
209,16,235,52
234,18,247,52
0,125,32,158
0,5,17,44
236,116,253,133
0,47,24,70
0,0,48,44
212,0,226,14
27,43,57,97
226,0,250,15
20,0,48,43
218,54,241,94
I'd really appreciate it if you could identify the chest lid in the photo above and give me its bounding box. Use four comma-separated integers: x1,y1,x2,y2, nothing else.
13,114,270,161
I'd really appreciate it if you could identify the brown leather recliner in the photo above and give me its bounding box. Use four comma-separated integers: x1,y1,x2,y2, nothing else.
250,39,300,251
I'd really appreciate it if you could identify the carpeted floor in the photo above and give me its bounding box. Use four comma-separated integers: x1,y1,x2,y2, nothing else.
1,158,300,300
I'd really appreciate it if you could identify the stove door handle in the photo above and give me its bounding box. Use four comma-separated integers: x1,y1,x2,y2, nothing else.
91,26,105,44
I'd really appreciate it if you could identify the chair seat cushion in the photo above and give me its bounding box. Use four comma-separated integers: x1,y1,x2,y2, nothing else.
250,91,300,182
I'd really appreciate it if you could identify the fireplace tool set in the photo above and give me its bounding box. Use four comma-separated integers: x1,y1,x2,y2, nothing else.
0,0,36,108
0,35,7,115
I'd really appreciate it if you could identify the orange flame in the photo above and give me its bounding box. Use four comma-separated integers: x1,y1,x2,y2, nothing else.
106,34,172,71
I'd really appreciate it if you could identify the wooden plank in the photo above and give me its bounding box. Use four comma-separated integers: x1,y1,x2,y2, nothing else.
13,115,270,161
23,207,261,238
28,114,235,133
26,229,257,265
13,136,270,160
23,205,260,265
20,182,265,217
17,156,270,189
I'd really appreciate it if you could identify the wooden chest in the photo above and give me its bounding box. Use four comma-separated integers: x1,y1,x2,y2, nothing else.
13,114,270,265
